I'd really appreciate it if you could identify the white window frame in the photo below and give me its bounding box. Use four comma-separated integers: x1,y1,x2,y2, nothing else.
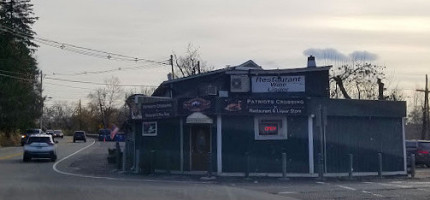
254,116,287,140
142,121,157,136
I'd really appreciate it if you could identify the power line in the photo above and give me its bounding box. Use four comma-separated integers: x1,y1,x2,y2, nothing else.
44,76,157,87
43,82,94,90
46,62,165,76
0,72,36,83
0,72,158,88
0,25,170,65
0,69,36,76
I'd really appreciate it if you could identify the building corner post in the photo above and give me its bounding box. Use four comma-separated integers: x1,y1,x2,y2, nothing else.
308,115,315,174
217,115,222,174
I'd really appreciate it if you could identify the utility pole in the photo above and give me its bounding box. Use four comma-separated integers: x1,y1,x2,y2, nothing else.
170,55,174,79
377,78,385,100
40,70,43,129
417,74,429,140
78,99,82,130
197,61,201,74
97,90,106,129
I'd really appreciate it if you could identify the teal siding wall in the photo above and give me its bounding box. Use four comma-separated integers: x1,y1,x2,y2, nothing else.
322,117,404,173
140,119,181,173
222,115,309,173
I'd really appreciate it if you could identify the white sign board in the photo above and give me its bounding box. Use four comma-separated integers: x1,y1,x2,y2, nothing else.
142,121,157,136
251,76,305,93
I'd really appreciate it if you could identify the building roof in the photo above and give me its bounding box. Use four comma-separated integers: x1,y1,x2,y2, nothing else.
226,66,331,75
152,60,331,96
234,60,262,70
161,60,330,85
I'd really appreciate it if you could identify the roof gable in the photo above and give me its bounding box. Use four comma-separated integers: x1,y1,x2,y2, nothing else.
234,60,262,70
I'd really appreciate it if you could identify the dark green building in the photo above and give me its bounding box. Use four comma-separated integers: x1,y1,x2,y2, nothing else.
128,58,406,177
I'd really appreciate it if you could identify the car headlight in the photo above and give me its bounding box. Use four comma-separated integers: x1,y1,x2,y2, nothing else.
21,135,25,138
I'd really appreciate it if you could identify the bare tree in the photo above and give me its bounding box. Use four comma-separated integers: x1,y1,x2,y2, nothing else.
331,62,386,100
88,77,123,128
173,43,213,78
44,101,74,131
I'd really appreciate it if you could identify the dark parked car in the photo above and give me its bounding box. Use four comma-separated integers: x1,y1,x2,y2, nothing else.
21,129,43,146
45,130,54,137
53,130,64,138
73,131,86,143
98,129,112,141
406,140,430,167
114,132,126,142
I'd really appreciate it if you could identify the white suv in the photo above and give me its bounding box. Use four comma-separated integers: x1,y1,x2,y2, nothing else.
23,134,57,162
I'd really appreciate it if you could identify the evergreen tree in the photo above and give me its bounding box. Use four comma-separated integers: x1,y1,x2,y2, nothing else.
0,0,41,137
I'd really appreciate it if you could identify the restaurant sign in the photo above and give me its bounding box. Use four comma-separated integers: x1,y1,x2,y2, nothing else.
178,97,215,115
223,98,306,115
251,76,305,93
141,101,174,119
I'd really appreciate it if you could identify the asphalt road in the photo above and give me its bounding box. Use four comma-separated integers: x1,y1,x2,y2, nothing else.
3,137,430,200
0,137,294,200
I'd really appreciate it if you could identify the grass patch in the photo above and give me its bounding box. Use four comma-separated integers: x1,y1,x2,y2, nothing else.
0,132,21,147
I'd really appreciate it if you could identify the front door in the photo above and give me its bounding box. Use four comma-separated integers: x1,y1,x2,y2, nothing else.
191,125,211,171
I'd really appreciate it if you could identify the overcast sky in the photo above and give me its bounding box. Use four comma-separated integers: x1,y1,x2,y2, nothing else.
31,0,430,106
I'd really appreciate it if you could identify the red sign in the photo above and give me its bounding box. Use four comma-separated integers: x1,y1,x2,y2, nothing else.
264,126,277,132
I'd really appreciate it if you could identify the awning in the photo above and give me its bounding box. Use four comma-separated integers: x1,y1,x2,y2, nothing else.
186,112,213,124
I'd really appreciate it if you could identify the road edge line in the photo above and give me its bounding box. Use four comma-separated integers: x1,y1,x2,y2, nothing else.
52,139,211,184
52,139,96,176
0,152,23,160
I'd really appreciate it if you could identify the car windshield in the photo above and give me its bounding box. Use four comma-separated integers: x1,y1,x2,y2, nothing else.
75,132,84,135
25,129,39,134
406,141,417,148
54,130,62,133
419,142,430,150
27,137,51,144
99,129,110,135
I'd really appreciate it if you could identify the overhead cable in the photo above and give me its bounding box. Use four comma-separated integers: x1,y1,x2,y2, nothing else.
0,72,157,88
44,76,157,87
0,25,169,65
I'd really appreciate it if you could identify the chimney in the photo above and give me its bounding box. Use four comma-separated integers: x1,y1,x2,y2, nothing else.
167,73,173,80
307,55,316,68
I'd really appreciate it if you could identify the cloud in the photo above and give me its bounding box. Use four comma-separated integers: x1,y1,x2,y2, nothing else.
303,48,348,61
348,51,378,61
303,48,378,62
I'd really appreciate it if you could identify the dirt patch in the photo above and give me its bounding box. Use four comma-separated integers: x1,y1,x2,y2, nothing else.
0,133,21,147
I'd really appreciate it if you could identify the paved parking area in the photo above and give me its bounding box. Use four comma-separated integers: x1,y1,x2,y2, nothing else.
50,141,430,199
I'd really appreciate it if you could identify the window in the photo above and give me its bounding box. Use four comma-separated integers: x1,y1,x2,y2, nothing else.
27,137,51,144
142,121,157,136
254,117,287,140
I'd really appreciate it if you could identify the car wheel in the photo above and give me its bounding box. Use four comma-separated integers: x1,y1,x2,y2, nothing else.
61,136,63,138
51,155,57,162
84,139,87,143
23,154,30,162
73,139,76,143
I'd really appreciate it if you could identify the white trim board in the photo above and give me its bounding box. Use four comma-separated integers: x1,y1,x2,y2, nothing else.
164,171,406,177
402,117,407,173
324,171,407,177
180,119,184,172
217,115,222,174
220,171,406,177
308,115,314,174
